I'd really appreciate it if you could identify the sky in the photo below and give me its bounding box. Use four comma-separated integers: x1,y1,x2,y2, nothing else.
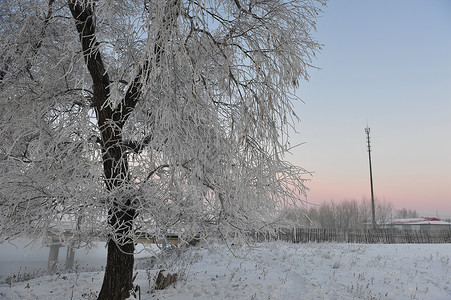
290,0,451,217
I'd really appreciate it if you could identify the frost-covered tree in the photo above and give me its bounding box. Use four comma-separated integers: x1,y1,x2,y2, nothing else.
395,208,419,219
0,0,325,298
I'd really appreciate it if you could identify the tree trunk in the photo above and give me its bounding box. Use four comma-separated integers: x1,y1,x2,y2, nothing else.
98,238,135,300
68,2,146,298
96,148,136,300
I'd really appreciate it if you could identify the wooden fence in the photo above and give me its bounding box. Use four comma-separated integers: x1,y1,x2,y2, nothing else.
254,228,451,244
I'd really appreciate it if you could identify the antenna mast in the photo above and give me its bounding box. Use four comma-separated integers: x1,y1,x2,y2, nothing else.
365,126,377,230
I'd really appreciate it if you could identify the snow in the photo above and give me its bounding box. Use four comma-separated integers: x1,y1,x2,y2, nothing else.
1,242,451,299
390,218,451,225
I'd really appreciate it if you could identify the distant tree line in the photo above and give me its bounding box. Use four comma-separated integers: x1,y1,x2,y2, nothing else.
279,199,420,231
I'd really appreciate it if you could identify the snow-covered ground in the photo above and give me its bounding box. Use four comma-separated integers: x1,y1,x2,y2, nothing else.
1,241,450,299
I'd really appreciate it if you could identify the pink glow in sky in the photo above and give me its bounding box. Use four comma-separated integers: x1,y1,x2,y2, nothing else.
289,0,451,217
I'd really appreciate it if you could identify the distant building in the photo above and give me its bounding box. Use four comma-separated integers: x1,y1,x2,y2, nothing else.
385,217,451,231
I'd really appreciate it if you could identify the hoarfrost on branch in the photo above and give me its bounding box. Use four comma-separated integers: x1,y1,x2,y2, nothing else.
0,0,324,250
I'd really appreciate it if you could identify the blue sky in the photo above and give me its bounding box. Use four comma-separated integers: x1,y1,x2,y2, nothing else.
290,0,451,216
